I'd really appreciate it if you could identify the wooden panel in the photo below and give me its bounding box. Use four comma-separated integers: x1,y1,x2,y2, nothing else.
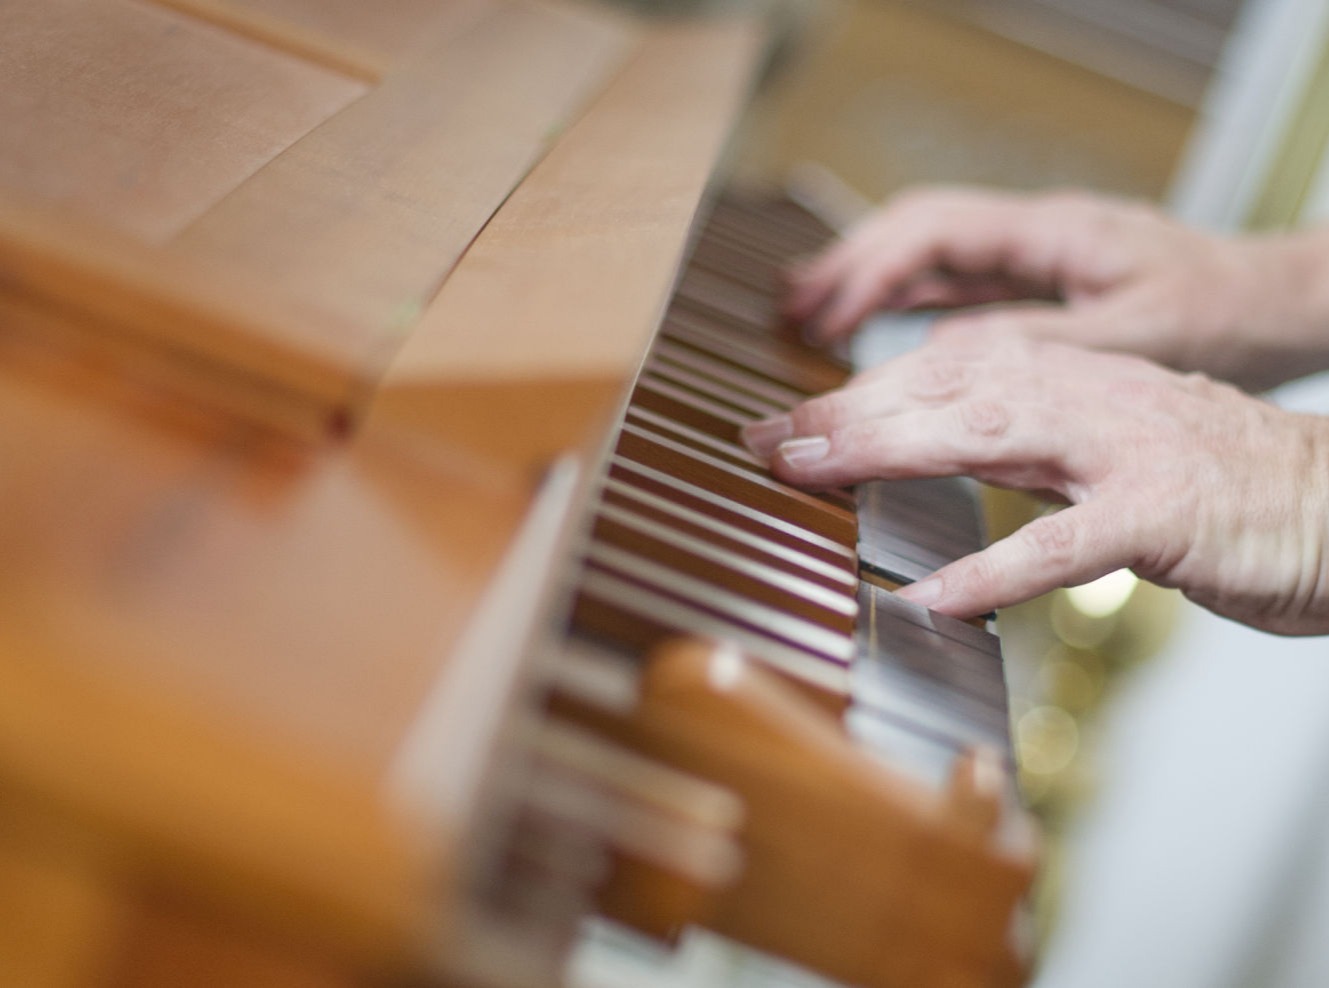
0,0,366,244
107,893,356,988
371,16,769,468
151,0,482,79
0,200,376,439
0,642,433,974
613,641,1033,988
174,0,639,340
0,827,123,988
0,321,602,980
0,335,533,780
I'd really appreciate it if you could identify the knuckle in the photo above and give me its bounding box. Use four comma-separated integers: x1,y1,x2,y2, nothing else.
958,399,1012,439
927,317,983,344
1111,350,1164,375
1038,187,1097,214
791,391,851,434
1107,376,1158,401
834,418,890,467
935,311,1004,345
889,184,983,225
997,332,1039,362
911,356,970,401
889,184,950,213
1022,512,1079,568
1038,188,1117,229
1038,188,1155,241
1180,369,1220,396
1106,373,1174,409
954,552,1001,600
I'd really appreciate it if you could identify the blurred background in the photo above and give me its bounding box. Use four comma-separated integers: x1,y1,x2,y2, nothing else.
578,1,1329,985
735,0,1233,201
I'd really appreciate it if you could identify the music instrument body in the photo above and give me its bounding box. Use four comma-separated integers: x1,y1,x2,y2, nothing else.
0,3,1034,986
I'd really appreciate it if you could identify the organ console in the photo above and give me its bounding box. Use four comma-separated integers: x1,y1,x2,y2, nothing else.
0,2,1036,987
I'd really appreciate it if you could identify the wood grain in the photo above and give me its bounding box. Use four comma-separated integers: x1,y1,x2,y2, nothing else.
0,0,639,436
0,197,379,438
370,16,768,469
0,352,533,780
0,273,594,984
0,6,878,986
174,0,639,342
597,639,1035,988
0,0,366,244
106,893,357,988
148,0,484,80
0,643,432,973
0,826,123,988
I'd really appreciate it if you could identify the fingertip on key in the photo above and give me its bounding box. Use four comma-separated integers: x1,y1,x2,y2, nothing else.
775,435,830,468
896,576,943,607
740,414,794,458
779,292,816,327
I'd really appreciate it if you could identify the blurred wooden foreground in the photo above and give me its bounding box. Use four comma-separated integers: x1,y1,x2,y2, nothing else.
0,1,764,983
0,2,1036,987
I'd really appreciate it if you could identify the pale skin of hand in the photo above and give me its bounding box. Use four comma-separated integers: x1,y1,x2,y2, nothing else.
741,336,1329,635
785,185,1329,391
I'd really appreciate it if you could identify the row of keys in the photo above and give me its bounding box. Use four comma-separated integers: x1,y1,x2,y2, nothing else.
567,193,1014,788
571,195,860,696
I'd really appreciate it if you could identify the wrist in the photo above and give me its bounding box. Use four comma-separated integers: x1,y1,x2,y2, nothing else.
1278,225,1329,318
1225,229,1329,387
1294,413,1329,631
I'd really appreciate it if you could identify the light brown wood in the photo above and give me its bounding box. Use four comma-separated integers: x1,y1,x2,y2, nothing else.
105,893,358,988
0,639,434,973
106,894,358,988
594,638,1036,988
0,0,367,244
0,4,1008,986
0,339,593,981
0,197,377,439
0,311,602,982
0,0,640,439
148,0,483,80
371,16,769,469
0,338,536,779
0,821,125,988
175,0,639,339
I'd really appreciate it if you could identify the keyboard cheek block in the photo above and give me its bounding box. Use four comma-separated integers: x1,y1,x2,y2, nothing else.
575,637,1036,988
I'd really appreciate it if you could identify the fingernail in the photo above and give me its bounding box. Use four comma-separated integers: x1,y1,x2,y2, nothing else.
776,435,830,467
897,577,943,607
741,414,793,457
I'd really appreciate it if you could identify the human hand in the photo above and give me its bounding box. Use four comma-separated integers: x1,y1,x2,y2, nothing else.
741,335,1329,634
784,186,1329,391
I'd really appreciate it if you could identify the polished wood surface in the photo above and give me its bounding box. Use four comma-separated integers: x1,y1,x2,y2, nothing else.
373,17,767,470
0,2,772,984
0,0,367,243
154,0,486,78
173,0,637,337
1,3,1038,986
591,639,1033,988
2,0,648,439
